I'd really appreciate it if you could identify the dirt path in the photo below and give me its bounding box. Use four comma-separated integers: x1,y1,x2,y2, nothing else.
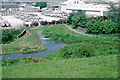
66,25,99,37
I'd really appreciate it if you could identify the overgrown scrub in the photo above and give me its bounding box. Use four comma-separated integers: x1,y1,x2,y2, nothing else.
41,25,118,44
2,55,118,78
45,43,118,60
2,28,47,55
66,9,119,34
2,58,21,67
2,29,23,44
86,18,119,34
35,2,47,9
2,57,46,67
45,43,95,59
66,11,88,28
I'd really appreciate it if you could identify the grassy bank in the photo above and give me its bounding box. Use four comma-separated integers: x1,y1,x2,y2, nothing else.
1,29,23,44
35,24,118,59
2,28,47,55
69,24,119,39
38,24,119,44
45,43,118,59
2,54,118,78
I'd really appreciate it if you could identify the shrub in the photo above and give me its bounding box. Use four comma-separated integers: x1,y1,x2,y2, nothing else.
51,20,56,25
60,43,95,59
2,58,20,66
25,24,29,27
35,2,47,9
28,56,32,60
66,11,88,28
40,21,48,25
86,20,119,34
32,58,38,63
30,22,39,26
2,29,23,44
39,59,46,62
58,19,63,24
46,43,95,59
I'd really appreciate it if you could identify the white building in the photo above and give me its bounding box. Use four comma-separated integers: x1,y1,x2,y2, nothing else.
2,16,25,28
61,0,111,17
85,0,120,3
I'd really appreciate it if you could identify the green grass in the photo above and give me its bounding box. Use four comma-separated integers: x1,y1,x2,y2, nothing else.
1,29,23,44
2,28,47,55
69,24,119,39
45,43,118,59
2,25,119,78
35,24,118,59
37,24,119,44
2,54,118,78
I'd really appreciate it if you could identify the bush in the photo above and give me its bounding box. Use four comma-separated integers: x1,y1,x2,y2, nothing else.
60,43,95,59
51,20,56,25
30,22,39,27
2,58,19,66
32,58,38,63
58,19,63,24
35,2,47,9
40,21,48,25
46,43,95,59
2,29,23,44
66,11,88,28
86,20,119,34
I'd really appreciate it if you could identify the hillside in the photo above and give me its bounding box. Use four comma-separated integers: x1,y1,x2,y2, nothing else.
3,54,118,78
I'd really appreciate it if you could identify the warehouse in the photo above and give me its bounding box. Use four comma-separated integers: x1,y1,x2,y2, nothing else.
0,3,18,8
61,0,110,17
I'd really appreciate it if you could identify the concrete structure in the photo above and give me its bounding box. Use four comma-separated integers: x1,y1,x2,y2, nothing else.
83,0,119,3
1,0,66,2
47,2,61,10
61,0,110,17
2,16,25,28
61,1,72,13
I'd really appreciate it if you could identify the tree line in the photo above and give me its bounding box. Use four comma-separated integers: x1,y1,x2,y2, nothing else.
66,4,120,34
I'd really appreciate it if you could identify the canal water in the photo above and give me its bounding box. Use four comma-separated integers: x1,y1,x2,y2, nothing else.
2,31,66,60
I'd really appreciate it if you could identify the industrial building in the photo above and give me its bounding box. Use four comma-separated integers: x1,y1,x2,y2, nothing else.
0,16,25,28
0,3,18,8
61,0,112,17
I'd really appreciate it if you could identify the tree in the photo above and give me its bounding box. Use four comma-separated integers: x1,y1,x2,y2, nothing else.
66,13,74,24
31,22,39,26
35,2,47,9
66,11,88,28
86,19,119,34
107,4,119,22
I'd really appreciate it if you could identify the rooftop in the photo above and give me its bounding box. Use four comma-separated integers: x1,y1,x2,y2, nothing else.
0,3,17,5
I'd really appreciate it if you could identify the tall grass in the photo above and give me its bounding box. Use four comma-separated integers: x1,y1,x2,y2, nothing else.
2,54,118,78
45,42,118,59
41,24,119,44
2,28,47,55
